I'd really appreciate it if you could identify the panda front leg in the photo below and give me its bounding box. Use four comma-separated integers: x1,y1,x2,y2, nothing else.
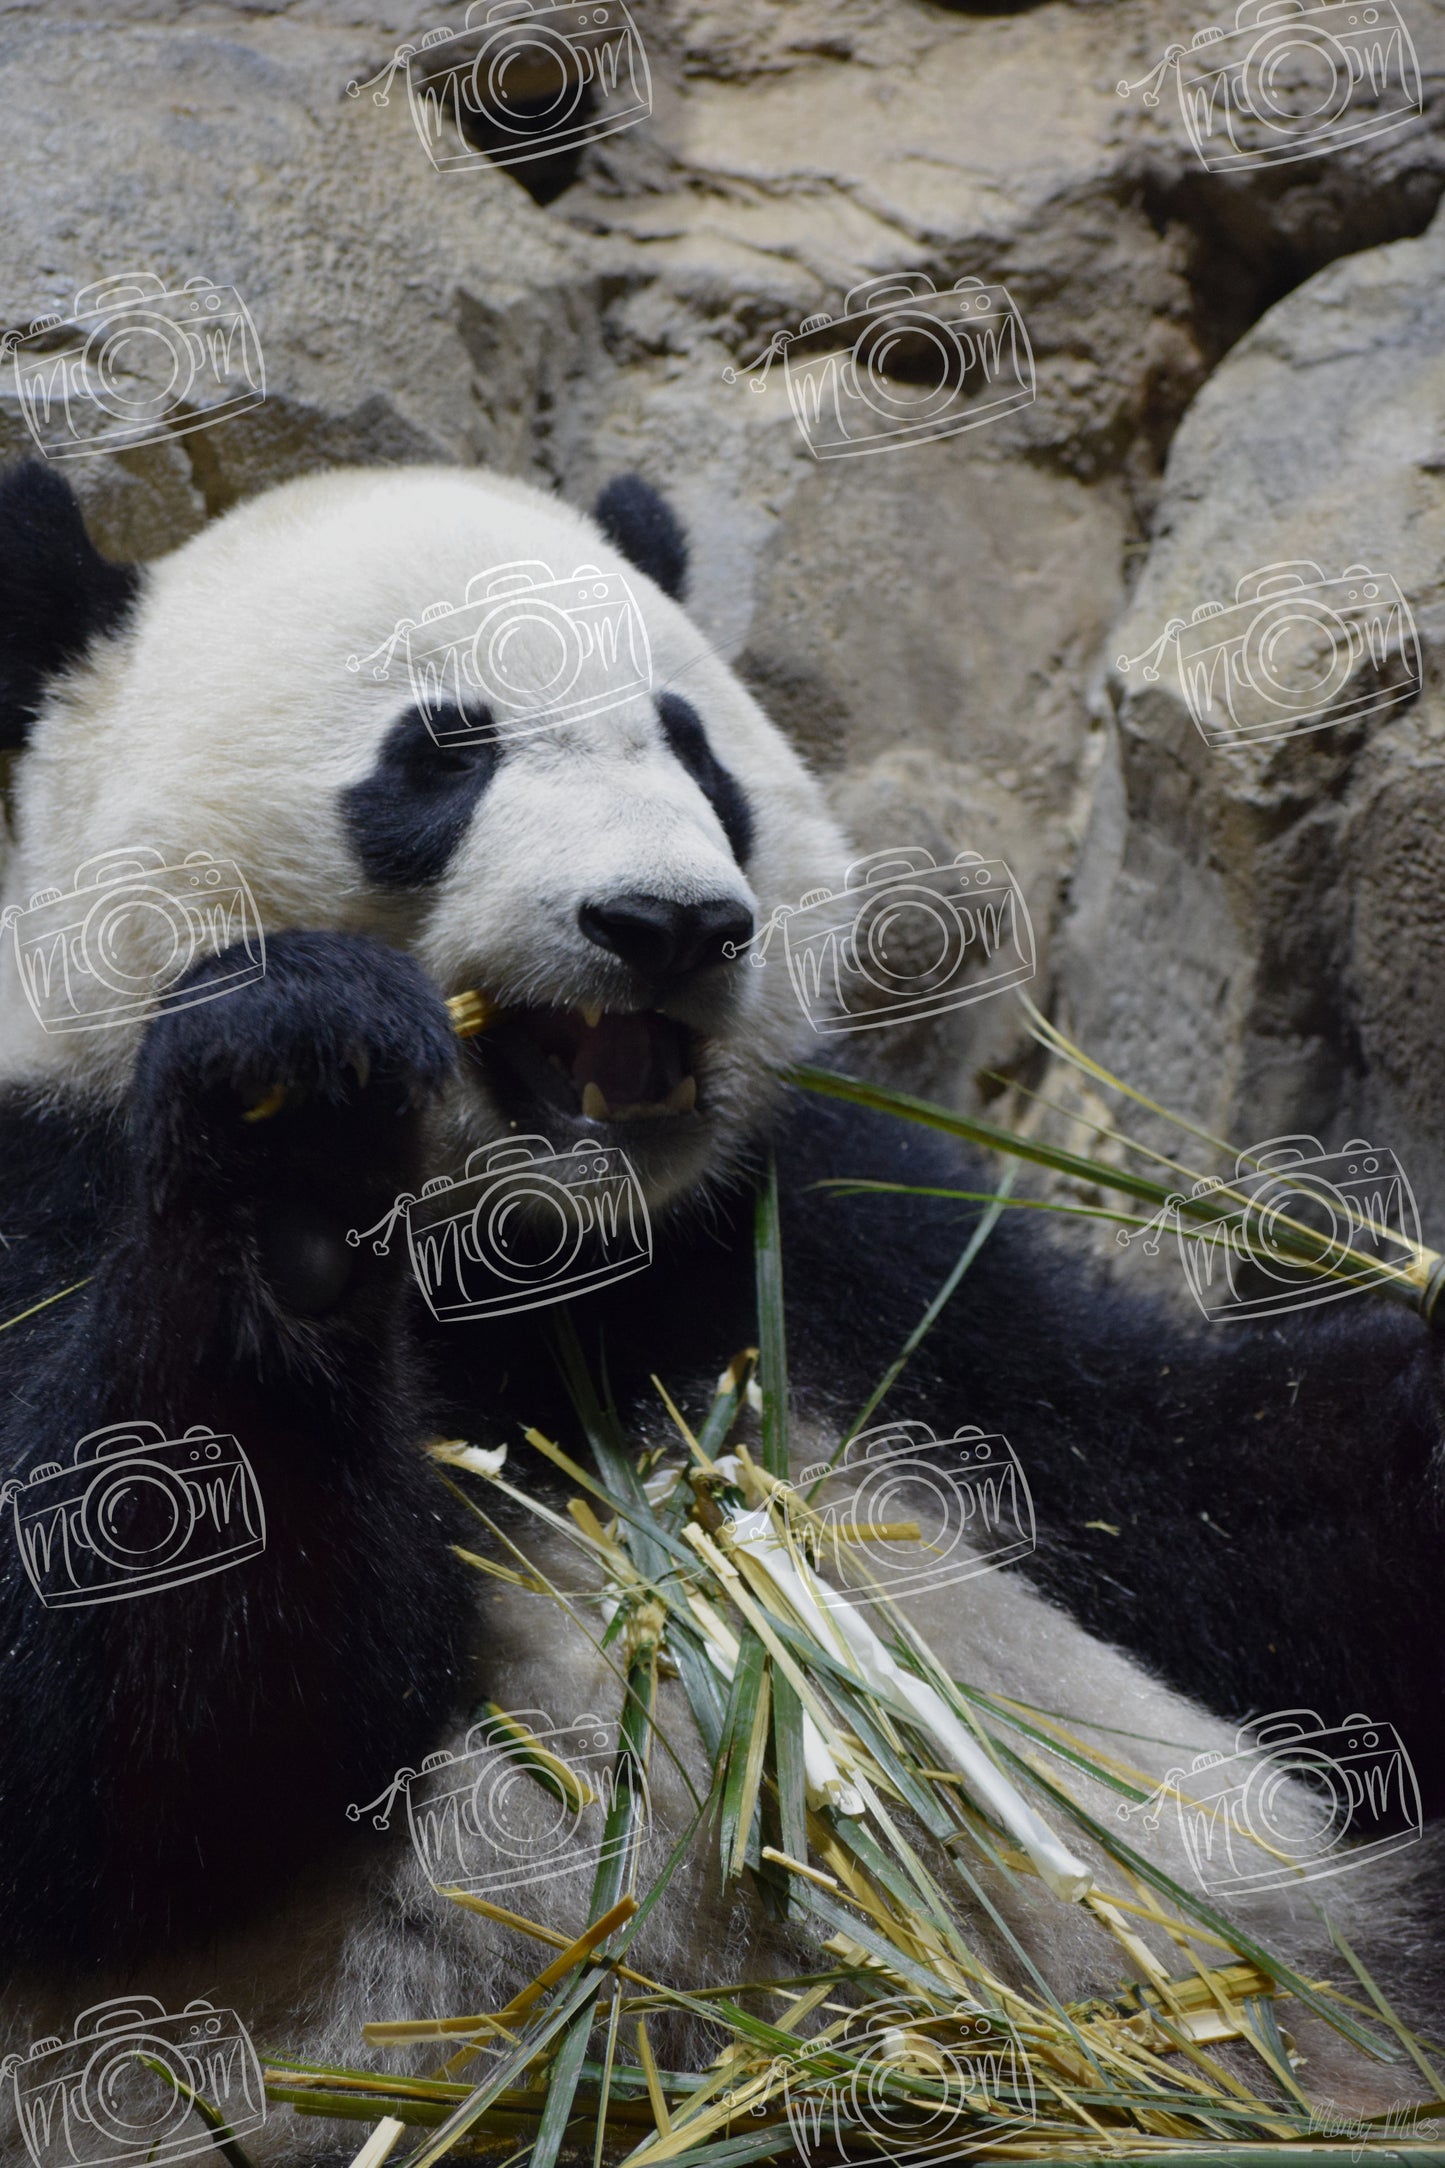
0,930,478,1968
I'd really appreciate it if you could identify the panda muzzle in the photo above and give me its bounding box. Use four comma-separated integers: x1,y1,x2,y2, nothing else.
479,1004,698,1124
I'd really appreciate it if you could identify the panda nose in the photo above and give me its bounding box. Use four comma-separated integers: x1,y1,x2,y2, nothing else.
578,894,755,981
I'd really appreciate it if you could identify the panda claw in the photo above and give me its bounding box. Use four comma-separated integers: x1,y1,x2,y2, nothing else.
241,1083,289,1124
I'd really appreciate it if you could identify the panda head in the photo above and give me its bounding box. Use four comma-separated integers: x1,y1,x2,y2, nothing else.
0,462,847,1210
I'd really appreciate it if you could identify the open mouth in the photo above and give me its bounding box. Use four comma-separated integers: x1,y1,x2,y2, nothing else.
473,1004,700,1124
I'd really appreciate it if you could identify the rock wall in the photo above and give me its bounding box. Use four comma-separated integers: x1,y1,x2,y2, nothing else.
2,0,1443,1190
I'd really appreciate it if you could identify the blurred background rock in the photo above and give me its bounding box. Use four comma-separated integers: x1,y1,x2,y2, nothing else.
1,0,1442,1221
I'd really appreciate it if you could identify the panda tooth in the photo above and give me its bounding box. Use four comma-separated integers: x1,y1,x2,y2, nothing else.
581,1081,611,1122
664,1076,698,1115
579,1001,604,1029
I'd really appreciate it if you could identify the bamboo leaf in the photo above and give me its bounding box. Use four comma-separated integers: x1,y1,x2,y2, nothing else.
837,1158,1019,1458
522,1610,663,2168
772,1668,807,1874
719,1631,771,1880
753,1154,789,1482
790,1063,1177,1208
134,2054,263,2168
0,1275,92,1335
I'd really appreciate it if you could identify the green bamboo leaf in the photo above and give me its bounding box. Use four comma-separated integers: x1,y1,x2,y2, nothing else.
538,1329,730,1765
266,2089,457,2129
836,1158,1018,1460
396,1968,601,2167
616,2123,801,2168
719,1631,771,1880
696,1352,756,1463
134,2054,262,2168
669,1619,730,1764
552,1311,676,1587
0,1276,92,1335
771,1669,807,1874
790,1881,959,2005
794,1066,1428,1303
790,1063,1178,1208
533,1610,668,2168
754,1153,789,1481
530,1989,604,2168
1325,1917,1445,2097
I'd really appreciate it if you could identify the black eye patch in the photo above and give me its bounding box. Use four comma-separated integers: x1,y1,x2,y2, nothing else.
657,693,753,865
343,706,499,889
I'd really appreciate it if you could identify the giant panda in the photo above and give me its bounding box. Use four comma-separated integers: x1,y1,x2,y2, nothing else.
0,458,1442,2164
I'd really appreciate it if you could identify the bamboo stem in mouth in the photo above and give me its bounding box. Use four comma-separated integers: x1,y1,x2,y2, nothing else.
1415,1247,1445,1328
446,988,498,1039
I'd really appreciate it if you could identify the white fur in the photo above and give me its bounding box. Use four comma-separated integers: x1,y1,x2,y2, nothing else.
0,470,1436,2159
0,466,846,1206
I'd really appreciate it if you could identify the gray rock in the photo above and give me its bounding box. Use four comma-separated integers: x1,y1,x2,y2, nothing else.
1063,202,1445,1223
0,0,1442,1138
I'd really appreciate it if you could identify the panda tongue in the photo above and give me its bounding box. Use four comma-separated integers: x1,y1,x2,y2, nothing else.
571,1012,683,1111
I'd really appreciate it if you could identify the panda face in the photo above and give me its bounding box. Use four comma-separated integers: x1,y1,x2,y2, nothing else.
390,703,759,1208
0,465,848,1211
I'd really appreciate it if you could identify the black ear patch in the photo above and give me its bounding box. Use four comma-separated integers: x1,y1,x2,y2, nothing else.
343,707,499,889
657,693,753,866
0,462,141,751
594,475,689,603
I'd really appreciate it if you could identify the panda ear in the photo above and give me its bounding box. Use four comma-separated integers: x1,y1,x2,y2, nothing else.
0,461,141,751
593,474,689,603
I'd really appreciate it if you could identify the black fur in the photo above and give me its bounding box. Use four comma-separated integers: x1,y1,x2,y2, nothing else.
3,945,1444,1966
0,934,477,1962
594,474,690,602
764,1100,1445,1816
657,692,754,863
342,705,499,887
0,462,140,749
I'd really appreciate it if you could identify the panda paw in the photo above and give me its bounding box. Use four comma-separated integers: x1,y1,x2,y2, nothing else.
134,929,456,1120
128,932,457,1313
